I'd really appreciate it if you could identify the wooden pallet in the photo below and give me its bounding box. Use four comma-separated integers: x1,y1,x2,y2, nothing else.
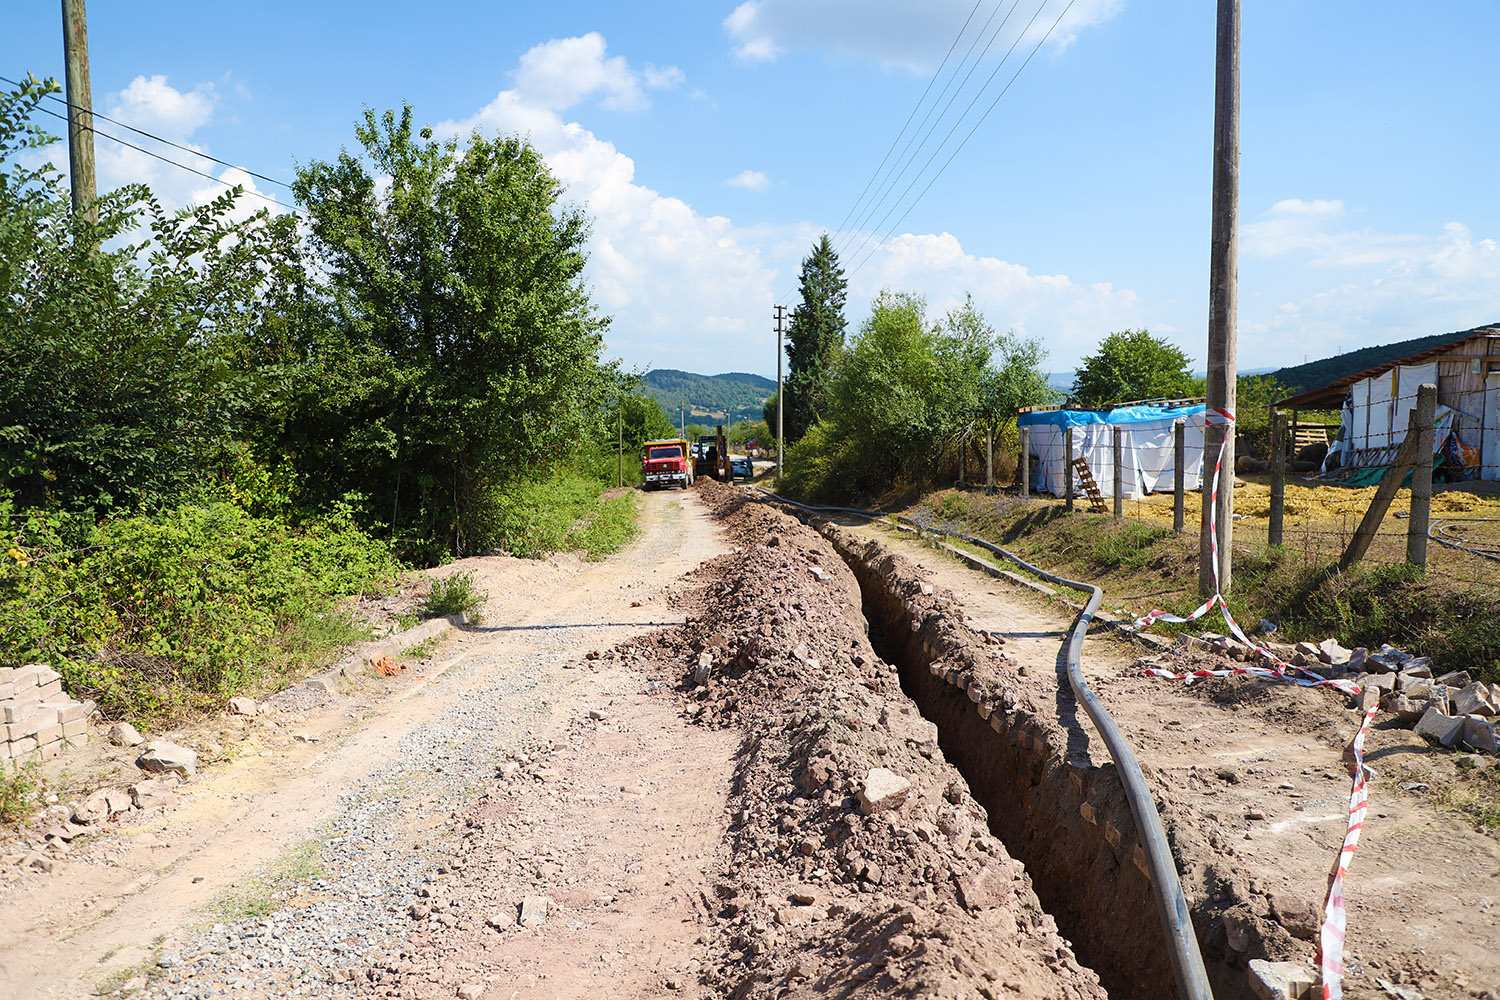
1070,457,1108,513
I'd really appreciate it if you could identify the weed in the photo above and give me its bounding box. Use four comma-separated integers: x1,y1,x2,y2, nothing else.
0,761,44,824
423,571,487,624
401,635,442,660
394,610,422,631
203,837,327,921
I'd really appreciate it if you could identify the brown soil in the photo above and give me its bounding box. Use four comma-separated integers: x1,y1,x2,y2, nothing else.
4,481,1496,1000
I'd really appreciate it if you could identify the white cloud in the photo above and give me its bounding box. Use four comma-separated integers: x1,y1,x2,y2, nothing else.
726,169,771,191
725,0,1121,69
440,33,1149,375
109,74,216,138
845,231,1147,367
1240,203,1500,361
511,32,682,113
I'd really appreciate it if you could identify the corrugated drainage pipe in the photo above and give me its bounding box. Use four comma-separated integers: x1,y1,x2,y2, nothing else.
752,488,1214,1000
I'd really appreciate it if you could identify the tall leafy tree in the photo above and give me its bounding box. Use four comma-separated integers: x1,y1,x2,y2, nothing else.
783,234,847,442
285,105,615,554
1071,329,1198,407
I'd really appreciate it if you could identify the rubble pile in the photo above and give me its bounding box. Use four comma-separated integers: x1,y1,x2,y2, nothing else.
641,483,1107,999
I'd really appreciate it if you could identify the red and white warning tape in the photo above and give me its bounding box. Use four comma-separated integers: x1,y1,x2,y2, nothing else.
1128,406,1375,999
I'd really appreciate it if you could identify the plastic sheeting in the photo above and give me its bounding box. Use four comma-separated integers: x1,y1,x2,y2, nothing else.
1017,404,1208,498
1342,362,1437,468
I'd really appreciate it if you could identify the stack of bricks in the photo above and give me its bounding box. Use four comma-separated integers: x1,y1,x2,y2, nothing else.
1,664,94,762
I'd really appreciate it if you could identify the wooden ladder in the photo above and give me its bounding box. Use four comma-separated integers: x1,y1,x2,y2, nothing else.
1070,457,1108,513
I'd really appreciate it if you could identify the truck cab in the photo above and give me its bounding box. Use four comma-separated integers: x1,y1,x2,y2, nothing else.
641,439,693,489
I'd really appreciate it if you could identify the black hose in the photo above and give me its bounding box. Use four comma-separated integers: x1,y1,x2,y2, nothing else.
750,487,1215,1000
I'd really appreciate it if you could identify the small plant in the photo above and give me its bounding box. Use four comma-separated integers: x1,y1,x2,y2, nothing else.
0,762,43,824
423,570,487,624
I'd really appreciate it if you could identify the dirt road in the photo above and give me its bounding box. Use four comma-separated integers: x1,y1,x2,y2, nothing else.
0,490,729,1000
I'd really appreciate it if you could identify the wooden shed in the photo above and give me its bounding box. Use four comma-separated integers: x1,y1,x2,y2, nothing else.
1275,325,1500,479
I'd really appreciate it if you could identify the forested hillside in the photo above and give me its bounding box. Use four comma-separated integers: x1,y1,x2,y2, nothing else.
642,370,776,425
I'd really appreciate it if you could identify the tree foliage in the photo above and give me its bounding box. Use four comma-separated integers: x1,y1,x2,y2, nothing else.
282,105,616,554
782,234,847,442
0,78,300,511
1071,329,1198,407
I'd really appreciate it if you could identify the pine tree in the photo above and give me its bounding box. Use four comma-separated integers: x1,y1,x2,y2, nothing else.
783,234,847,442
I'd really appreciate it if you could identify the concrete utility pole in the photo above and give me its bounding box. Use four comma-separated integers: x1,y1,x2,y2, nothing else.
1201,0,1239,597
61,0,97,224
774,305,788,482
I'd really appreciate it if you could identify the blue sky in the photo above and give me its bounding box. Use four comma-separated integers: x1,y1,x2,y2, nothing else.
6,2,1499,381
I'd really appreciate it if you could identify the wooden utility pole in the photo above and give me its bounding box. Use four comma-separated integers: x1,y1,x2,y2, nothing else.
617,408,623,488
774,305,787,482
1201,0,1240,597
61,0,97,223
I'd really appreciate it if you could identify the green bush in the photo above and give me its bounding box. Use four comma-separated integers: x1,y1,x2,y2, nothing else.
0,497,401,720
423,570,487,623
474,470,639,559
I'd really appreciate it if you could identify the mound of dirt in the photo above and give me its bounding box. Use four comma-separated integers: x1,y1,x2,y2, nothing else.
628,482,1108,999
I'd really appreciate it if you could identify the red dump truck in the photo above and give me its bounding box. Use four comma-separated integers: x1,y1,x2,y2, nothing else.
641,438,693,489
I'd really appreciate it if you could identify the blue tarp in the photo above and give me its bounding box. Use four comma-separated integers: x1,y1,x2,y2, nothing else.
1017,403,1207,428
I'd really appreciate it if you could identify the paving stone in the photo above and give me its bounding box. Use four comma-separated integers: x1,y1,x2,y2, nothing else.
1414,706,1464,748
1461,716,1499,754
1435,670,1472,688
1453,682,1498,718
857,767,911,815
518,895,548,926
1248,958,1318,1000
108,721,145,747
1317,638,1352,666
136,739,197,777
130,779,177,811
227,697,258,717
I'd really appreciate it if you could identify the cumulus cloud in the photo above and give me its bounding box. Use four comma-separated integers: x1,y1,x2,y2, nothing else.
845,231,1148,366
725,0,1121,69
1241,202,1500,358
726,169,771,191
439,33,1149,374
109,74,216,137
509,33,683,113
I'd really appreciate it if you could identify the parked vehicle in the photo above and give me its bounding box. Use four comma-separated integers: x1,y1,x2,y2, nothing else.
730,456,752,480
640,439,693,489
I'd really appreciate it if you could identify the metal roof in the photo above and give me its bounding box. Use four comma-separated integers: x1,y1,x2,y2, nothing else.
1274,327,1500,411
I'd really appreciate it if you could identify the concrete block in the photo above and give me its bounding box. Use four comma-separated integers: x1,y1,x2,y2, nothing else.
11,665,44,688
1248,959,1318,1000
5,708,55,741
1454,682,1497,718
7,735,37,755
35,678,62,701
0,667,14,684
857,767,911,815
1462,716,1499,754
1359,673,1396,692
1435,670,1472,688
1414,706,1464,748
34,740,60,761
46,701,89,725
32,721,63,747
0,682,15,700
60,718,88,740
2,700,44,724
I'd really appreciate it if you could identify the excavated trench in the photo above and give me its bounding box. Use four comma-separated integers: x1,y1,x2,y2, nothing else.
817,521,1189,1000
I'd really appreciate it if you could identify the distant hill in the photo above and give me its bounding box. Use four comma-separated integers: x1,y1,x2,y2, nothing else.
1269,325,1498,395
641,370,776,426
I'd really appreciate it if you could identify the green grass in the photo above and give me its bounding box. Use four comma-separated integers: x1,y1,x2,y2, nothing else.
0,761,44,825
203,837,327,921
912,488,1500,683
482,471,639,560
423,570,487,623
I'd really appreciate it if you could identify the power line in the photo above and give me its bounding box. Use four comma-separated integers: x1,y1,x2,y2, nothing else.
0,72,294,192
824,0,988,253
28,102,300,214
838,0,1054,276
843,0,1079,284
835,0,1024,262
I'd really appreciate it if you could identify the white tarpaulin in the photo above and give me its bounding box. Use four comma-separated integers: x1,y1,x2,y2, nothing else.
1017,404,1208,498
1342,362,1437,467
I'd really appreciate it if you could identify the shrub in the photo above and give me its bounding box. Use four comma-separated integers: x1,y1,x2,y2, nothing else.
423,570,487,623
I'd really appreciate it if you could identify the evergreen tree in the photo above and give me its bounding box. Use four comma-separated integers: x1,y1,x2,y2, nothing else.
783,234,847,442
